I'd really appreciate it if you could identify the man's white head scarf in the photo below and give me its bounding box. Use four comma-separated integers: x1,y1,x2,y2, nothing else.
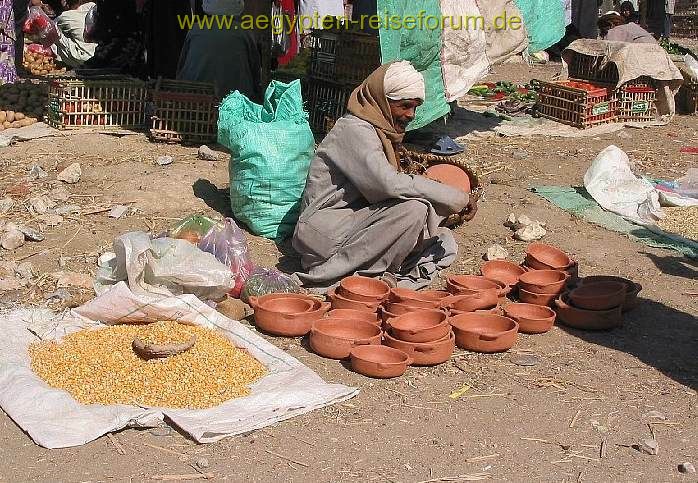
383,61,425,102
202,0,244,15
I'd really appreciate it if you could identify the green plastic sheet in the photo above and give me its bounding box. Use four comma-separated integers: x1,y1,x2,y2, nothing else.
513,0,565,53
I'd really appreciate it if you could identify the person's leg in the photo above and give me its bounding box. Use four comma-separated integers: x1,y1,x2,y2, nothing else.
665,13,672,37
13,0,30,75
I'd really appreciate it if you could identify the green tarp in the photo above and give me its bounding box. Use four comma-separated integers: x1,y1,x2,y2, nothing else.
512,0,565,53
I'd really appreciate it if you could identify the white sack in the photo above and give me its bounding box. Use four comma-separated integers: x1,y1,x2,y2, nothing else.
0,282,357,449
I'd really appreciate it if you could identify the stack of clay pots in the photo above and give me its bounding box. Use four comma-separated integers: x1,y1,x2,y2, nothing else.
555,278,641,330
249,293,330,337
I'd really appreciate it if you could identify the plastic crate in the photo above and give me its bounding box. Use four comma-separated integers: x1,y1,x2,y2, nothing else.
149,79,218,144
47,76,147,129
308,29,380,86
673,14,698,38
567,52,619,85
618,77,657,122
535,79,617,128
303,78,354,135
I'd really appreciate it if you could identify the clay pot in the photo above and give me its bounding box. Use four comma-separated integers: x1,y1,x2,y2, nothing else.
448,275,509,299
568,281,626,311
250,295,330,337
452,306,504,316
503,303,556,334
580,276,642,312
450,313,519,353
555,293,623,331
526,243,572,270
310,319,382,360
424,164,471,193
337,276,390,304
328,288,380,313
389,288,449,308
518,270,568,295
383,331,455,367
250,293,322,309
388,310,451,343
258,297,315,314
518,288,558,307
350,345,412,379
383,302,436,317
380,307,399,325
445,290,499,313
326,309,381,327
481,260,526,287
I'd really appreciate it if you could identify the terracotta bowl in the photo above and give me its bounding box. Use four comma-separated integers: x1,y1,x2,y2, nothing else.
448,275,500,292
481,260,526,287
389,288,449,308
257,297,315,314
251,296,330,337
446,291,499,313
424,164,471,193
518,270,568,295
350,345,412,379
526,243,572,270
328,288,380,313
518,288,558,307
383,302,439,317
555,294,623,331
310,319,382,360
580,276,643,312
337,276,390,304
326,309,381,327
388,310,451,343
503,303,556,334
568,281,626,311
250,293,321,309
380,307,399,325
383,331,455,367
451,306,503,316
450,313,519,353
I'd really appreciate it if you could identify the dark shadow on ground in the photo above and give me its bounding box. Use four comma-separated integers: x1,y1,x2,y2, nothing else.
192,179,233,218
405,106,503,148
560,297,698,391
642,252,698,280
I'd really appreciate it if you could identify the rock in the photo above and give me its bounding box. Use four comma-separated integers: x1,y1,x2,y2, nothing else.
678,462,696,474
54,271,94,291
510,353,541,367
1,228,25,250
637,438,659,456
504,214,533,231
156,155,174,166
617,130,632,139
514,222,547,242
504,213,517,228
149,426,172,437
0,277,24,292
0,197,13,215
55,204,81,216
198,145,220,161
57,163,81,184
195,458,210,469
512,149,529,160
0,261,17,278
27,163,48,180
643,410,666,420
50,187,70,202
17,225,44,242
28,197,49,215
108,205,129,219
37,213,64,226
15,262,34,280
485,244,509,261
216,297,248,321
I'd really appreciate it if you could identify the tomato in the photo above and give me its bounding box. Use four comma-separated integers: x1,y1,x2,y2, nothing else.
492,92,506,101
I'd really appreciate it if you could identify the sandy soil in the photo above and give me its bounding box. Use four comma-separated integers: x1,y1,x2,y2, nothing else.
0,61,696,483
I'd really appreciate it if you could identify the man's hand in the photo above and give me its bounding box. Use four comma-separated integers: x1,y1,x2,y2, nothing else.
460,198,478,222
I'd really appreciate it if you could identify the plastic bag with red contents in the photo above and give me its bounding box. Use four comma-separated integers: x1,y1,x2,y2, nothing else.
27,43,55,57
23,7,59,47
198,218,255,298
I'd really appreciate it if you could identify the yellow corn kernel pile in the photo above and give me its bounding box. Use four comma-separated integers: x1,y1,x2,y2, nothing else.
657,206,698,242
29,321,267,409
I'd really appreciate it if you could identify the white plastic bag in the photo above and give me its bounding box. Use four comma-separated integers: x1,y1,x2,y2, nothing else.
95,232,234,301
583,145,663,225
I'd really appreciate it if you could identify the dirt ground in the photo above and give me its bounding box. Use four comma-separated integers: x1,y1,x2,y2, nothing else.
0,60,696,483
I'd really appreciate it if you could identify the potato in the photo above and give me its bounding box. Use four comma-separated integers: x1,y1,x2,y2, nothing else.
19,119,32,127
0,111,6,123
15,112,25,121
6,111,14,122
2,121,10,128
10,120,21,128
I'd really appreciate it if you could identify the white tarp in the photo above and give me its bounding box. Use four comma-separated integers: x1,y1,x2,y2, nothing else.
0,282,357,449
440,0,490,102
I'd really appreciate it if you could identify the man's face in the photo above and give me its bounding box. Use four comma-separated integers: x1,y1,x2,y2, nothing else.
621,7,631,17
388,99,421,133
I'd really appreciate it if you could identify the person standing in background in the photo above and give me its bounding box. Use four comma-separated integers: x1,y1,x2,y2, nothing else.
1,1,18,83
663,0,674,38
572,0,604,38
143,0,191,79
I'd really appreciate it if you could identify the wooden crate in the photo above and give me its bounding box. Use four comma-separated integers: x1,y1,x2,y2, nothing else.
567,52,619,85
535,79,617,128
308,29,380,86
149,79,218,144
47,76,147,130
673,14,698,38
675,0,698,15
618,77,657,122
303,77,354,135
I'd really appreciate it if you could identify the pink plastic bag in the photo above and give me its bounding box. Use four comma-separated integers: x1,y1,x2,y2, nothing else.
23,7,59,47
198,218,255,298
27,43,55,58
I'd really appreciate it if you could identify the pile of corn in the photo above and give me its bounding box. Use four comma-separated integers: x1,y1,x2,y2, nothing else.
29,321,266,409
657,206,698,241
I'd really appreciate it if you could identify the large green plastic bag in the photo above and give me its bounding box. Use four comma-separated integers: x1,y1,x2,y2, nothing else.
218,80,314,240
513,0,565,53
378,0,450,131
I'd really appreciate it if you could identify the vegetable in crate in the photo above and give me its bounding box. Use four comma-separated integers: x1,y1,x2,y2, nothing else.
240,267,303,304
